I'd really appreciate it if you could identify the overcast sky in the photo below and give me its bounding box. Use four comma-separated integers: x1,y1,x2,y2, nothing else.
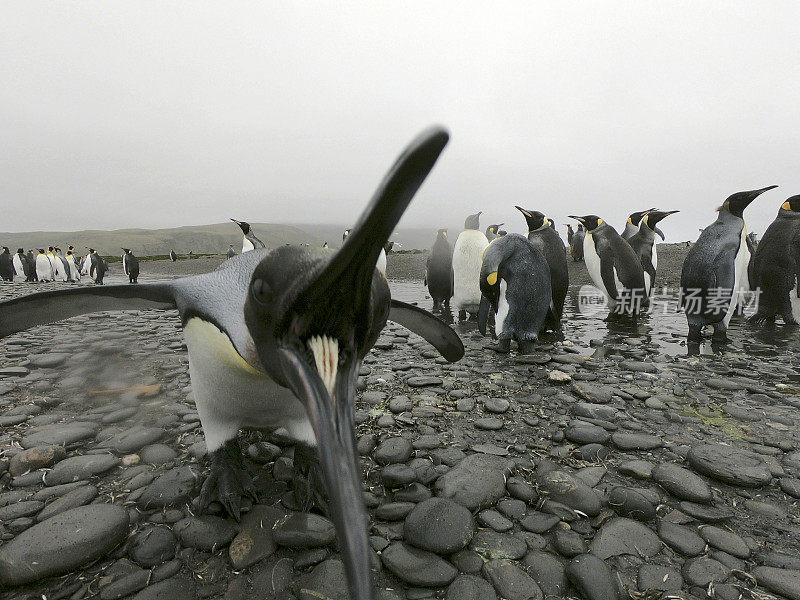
2,2,799,241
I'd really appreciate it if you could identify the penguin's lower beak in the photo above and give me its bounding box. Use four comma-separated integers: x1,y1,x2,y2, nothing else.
277,343,373,600
568,215,585,223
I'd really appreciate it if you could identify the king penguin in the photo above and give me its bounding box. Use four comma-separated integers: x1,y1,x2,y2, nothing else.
170,249,178,262
515,207,568,331
36,249,53,282
452,212,489,320
122,249,140,283
478,233,552,353
87,249,107,284
425,229,454,308
570,224,585,261
0,127,461,600
14,248,32,281
26,250,37,281
680,185,777,343
628,210,679,296
485,223,504,241
621,208,657,241
749,195,800,325
55,248,72,282
232,219,266,252
0,247,13,281
565,224,575,245
227,245,236,259
570,215,648,314
65,249,81,281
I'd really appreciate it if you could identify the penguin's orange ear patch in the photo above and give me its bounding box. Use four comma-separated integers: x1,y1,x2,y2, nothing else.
782,201,792,210
486,271,498,285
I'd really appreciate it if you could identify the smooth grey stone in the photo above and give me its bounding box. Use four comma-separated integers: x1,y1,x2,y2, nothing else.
375,437,413,465
139,444,177,465
228,505,285,569
618,460,654,479
394,482,432,503
295,558,349,600
483,397,510,414
137,466,197,509
612,432,662,450
381,463,416,487
103,426,164,454
32,481,87,502
657,520,706,556
99,568,150,600
407,376,443,388
753,566,800,600
45,453,120,485
128,526,177,567
699,525,750,559
474,417,504,431
607,487,656,521
553,527,586,557
589,517,661,559
404,497,474,554
687,443,772,487
652,462,712,503
565,423,610,445
678,501,734,523
477,509,513,532
497,498,526,520
447,574,498,600
8,445,66,475
536,470,602,517
36,484,98,521
434,454,514,510
0,500,43,520
681,556,731,587
638,564,683,591
523,550,567,598
129,576,195,600
451,549,484,574
21,422,97,448
469,530,527,560
0,504,129,585
174,516,237,551
483,559,543,600
521,512,560,534
376,502,415,521
273,512,336,548
565,554,618,600
381,542,457,587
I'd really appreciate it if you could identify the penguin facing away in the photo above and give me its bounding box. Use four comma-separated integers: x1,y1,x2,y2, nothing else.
627,210,679,296
750,195,800,325
170,250,178,262
425,229,454,307
0,247,13,281
680,185,777,343
0,127,461,600
621,208,657,241
570,224,585,262
232,219,266,252
485,223,504,242
26,250,37,281
478,233,552,354
452,212,489,320
515,207,568,331
565,224,574,245
570,215,648,314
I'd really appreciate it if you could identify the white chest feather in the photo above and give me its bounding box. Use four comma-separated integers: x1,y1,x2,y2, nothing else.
724,225,751,325
452,230,489,310
495,280,509,334
242,237,255,253
376,249,387,275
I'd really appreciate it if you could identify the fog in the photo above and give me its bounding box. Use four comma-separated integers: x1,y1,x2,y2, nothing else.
2,2,799,241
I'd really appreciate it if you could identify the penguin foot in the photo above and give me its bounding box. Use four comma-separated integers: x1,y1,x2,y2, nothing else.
518,340,537,355
490,338,511,353
293,443,329,516
198,440,257,522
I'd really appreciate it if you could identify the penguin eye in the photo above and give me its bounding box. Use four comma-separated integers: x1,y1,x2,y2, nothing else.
251,278,272,305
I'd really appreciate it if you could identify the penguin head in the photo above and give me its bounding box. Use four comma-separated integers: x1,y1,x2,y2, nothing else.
548,218,555,229
486,223,503,235
643,210,679,240
342,228,352,241
515,206,549,231
464,212,481,230
16,248,24,254
497,230,507,237
231,219,251,235
627,208,656,226
1,247,8,252
436,228,448,239
569,215,604,231
38,249,45,254
719,185,778,218
781,195,800,212
565,223,574,233
243,126,452,600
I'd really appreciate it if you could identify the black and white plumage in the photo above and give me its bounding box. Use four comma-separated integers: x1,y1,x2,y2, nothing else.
122,249,139,283
627,210,679,296
170,250,178,262
0,127,461,600
231,220,266,253
621,208,657,241
425,229,453,307
0,247,13,281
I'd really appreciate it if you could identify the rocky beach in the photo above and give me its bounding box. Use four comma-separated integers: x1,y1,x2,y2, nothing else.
1,245,800,600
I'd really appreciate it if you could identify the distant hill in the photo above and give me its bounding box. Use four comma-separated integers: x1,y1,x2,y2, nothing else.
0,222,448,256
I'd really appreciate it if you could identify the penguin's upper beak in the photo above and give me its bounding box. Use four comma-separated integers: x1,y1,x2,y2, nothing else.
568,215,586,223
646,210,679,240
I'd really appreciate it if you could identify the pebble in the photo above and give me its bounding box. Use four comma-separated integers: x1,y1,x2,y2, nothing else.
657,520,707,556
137,466,197,509
434,454,513,510
651,462,712,503
523,550,567,598
128,526,178,567
483,559,543,600
681,556,730,587
273,512,336,548
589,517,661,559
374,437,413,465
565,554,617,600
638,564,683,591
36,484,98,521
381,542,457,587
8,445,66,475
0,504,129,585
174,516,237,551
403,497,474,554
753,566,800,600
446,574,498,600
611,432,662,450
698,525,750,558
536,470,601,517
607,486,656,521
45,453,120,485
687,443,772,487
469,530,527,560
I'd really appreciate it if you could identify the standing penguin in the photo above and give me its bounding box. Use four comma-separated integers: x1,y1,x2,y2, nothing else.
122,249,140,283
12,248,25,279
628,210,679,296
570,215,648,314
55,248,73,282
87,249,107,284
48,247,67,281
425,229,454,308
478,234,552,354
170,250,178,262
565,224,575,245
621,208,657,241
65,249,81,281
36,249,53,282
232,219,266,252
570,224,585,262
80,249,92,275
452,212,489,320
485,223,504,241
515,207,568,331
680,186,777,343
749,195,800,325
0,127,461,600
26,250,37,281
0,247,13,281
227,245,237,259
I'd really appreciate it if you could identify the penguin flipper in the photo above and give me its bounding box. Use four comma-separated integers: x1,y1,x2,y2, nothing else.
477,295,490,337
389,299,464,362
0,284,177,338
599,255,619,301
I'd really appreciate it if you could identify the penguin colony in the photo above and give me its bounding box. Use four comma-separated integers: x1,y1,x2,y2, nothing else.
1,126,797,600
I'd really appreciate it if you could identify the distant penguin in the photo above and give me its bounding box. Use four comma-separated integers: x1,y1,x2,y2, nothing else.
122,248,140,283
478,234,552,354
13,249,28,280
26,251,37,281
515,207,568,331
36,249,53,282
343,228,387,275
322,242,329,249
170,250,178,262
570,224,585,262
80,249,92,275
0,247,13,281
227,245,236,259
485,224,504,242
65,250,80,281
21,250,36,281
628,210,679,296
749,195,800,325
680,185,777,343
452,212,489,320
565,224,575,245
425,229,454,307
87,250,107,284
231,219,266,252
621,208,657,241
570,215,648,314
48,247,66,281
55,248,73,282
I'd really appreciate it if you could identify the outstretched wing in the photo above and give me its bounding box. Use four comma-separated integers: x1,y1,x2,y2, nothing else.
0,283,177,338
389,299,464,362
